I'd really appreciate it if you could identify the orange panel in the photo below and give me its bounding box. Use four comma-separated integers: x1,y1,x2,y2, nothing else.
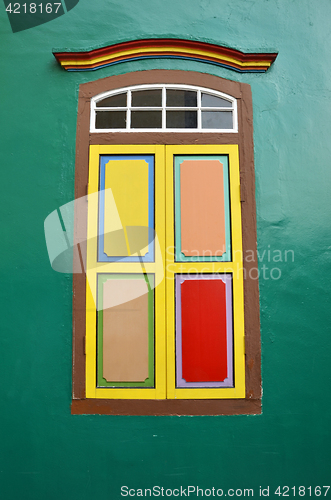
180,160,226,257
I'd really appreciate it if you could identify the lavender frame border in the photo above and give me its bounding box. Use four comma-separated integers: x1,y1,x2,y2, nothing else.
175,274,234,388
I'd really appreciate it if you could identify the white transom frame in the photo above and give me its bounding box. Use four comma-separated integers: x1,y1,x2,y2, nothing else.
90,84,238,133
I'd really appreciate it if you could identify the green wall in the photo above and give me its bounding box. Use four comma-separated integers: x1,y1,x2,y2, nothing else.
1,1,330,498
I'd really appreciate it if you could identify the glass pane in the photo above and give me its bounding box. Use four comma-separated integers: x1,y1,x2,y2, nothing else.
131,89,162,107
166,111,197,128
166,90,197,107
96,93,127,108
201,93,232,108
131,111,162,128
95,111,126,129
201,111,233,129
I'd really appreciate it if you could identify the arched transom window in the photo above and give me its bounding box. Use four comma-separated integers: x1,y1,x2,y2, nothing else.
90,84,238,132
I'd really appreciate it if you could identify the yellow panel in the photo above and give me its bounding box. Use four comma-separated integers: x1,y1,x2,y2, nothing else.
103,187,127,257
104,159,149,257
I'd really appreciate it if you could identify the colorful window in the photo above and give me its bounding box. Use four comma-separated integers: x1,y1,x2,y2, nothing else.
85,144,244,401
72,70,261,415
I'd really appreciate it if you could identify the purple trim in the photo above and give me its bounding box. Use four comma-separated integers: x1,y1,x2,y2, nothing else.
175,274,233,388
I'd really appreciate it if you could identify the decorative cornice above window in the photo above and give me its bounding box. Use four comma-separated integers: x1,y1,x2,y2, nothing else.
53,38,278,73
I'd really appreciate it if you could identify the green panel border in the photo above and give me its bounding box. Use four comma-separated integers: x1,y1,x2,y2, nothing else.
97,273,155,388
174,155,231,262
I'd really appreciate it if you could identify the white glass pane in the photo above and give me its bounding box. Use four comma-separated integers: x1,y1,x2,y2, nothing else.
201,111,233,129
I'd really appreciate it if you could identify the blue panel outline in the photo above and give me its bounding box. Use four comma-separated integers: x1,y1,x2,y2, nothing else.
98,155,155,263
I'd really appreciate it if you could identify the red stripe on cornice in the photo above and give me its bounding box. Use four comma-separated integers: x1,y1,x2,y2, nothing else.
53,38,278,73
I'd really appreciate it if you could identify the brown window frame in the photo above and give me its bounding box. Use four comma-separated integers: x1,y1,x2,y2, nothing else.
72,70,261,415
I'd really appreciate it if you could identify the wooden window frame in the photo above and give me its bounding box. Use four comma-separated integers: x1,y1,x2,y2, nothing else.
72,69,261,415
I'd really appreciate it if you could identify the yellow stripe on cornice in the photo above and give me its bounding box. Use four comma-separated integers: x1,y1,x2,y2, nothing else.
60,46,271,68
53,38,278,73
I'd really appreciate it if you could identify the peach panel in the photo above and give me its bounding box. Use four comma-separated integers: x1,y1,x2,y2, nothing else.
180,160,226,257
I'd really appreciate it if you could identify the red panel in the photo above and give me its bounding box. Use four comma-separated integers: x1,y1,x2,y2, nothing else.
181,279,227,382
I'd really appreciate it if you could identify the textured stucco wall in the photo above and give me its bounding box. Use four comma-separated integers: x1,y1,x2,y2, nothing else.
0,1,330,498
